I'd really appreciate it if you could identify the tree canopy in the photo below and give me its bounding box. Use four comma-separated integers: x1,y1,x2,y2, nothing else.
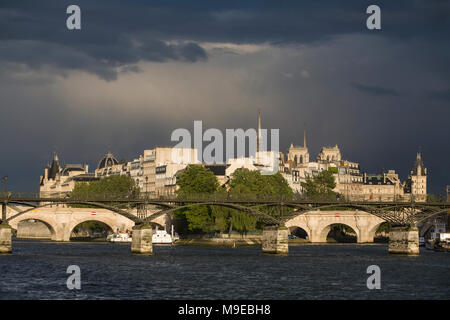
427,194,440,203
174,165,224,233
300,169,338,200
176,164,221,197
174,166,293,235
70,175,140,201
229,169,293,200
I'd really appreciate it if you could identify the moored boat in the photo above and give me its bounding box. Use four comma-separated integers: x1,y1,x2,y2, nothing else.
108,232,132,242
433,233,450,252
152,228,180,244
107,227,180,244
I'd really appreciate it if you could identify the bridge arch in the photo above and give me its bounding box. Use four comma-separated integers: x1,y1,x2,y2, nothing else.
9,216,57,240
68,218,117,240
318,222,359,243
419,222,434,237
288,226,310,240
69,219,116,240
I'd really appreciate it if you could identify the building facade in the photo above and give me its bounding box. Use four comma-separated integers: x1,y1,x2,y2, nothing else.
40,152,97,197
141,147,199,197
280,137,427,202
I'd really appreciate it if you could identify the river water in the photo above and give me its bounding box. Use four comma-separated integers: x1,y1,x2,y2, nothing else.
0,239,448,300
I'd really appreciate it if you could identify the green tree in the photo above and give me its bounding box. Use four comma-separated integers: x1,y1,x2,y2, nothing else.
174,166,294,235
175,165,225,233
176,164,220,197
229,169,293,200
226,169,293,234
427,194,439,203
70,175,140,205
301,169,338,200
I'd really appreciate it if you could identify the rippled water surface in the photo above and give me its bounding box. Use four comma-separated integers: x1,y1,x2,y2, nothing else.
0,239,448,299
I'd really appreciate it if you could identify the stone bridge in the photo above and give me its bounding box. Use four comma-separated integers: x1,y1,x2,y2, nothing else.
3,205,169,242
284,210,384,243
1,196,448,256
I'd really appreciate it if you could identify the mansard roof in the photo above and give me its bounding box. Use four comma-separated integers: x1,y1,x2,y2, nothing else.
61,164,85,176
71,173,99,182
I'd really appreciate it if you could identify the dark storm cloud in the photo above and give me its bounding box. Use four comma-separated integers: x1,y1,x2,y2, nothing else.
0,0,449,195
0,0,449,79
426,89,450,101
0,38,207,81
350,83,400,97
0,1,209,80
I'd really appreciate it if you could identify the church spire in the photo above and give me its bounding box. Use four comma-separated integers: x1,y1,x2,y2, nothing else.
48,151,60,180
303,129,307,148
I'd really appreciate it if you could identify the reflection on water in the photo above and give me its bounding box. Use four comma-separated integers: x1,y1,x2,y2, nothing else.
0,239,448,299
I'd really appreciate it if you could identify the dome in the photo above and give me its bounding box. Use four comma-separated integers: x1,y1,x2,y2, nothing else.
97,152,119,170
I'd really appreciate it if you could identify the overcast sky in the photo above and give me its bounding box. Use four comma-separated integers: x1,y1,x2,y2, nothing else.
0,0,449,195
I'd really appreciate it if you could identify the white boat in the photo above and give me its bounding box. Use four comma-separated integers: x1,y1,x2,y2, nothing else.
152,229,179,244
108,232,132,243
107,226,180,244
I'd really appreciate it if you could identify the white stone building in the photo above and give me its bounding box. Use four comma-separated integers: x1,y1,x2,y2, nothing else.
40,152,96,198
141,146,199,197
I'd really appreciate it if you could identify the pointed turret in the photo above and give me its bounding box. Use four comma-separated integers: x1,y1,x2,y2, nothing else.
48,151,61,180
412,152,426,176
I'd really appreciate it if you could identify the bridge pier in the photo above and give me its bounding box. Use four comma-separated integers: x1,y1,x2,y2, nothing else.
358,229,375,243
388,226,419,255
0,223,12,254
262,226,288,255
131,224,153,255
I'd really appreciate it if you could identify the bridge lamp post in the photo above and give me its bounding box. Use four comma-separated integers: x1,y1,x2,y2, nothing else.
1,176,7,195
145,176,148,197
394,183,396,203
